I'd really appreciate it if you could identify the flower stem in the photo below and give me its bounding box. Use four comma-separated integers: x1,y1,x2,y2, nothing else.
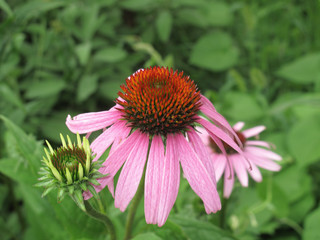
219,196,228,229
123,171,145,240
84,200,117,240
219,179,228,229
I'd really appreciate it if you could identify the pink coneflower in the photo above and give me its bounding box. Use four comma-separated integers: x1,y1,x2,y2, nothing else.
198,122,282,198
66,66,244,226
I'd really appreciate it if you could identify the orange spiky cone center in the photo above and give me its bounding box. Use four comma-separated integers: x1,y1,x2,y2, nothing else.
116,67,202,135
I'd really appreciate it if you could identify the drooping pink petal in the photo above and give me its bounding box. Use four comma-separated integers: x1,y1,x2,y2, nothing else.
115,132,149,211
200,97,242,146
157,134,180,227
176,134,221,214
203,127,235,181
245,152,281,171
145,135,165,224
187,128,216,184
245,146,282,161
242,126,266,138
223,166,234,198
66,109,123,134
195,127,211,147
200,95,217,112
198,118,243,155
212,154,227,182
233,122,245,131
246,161,262,182
230,155,248,187
246,140,271,148
90,120,130,161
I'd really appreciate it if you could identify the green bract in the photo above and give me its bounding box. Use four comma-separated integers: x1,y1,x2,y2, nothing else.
36,133,106,211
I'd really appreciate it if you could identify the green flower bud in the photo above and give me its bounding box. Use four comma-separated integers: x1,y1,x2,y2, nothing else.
36,133,107,210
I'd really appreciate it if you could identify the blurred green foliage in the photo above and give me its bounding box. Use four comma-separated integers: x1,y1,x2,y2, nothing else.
1,0,320,239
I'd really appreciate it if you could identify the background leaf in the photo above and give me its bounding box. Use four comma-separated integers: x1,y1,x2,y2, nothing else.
190,31,239,71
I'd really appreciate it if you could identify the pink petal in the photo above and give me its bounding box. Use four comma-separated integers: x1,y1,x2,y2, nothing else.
245,146,282,161
195,127,211,147
246,140,271,148
109,129,131,155
246,161,262,182
242,126,266,138
176,134,221,214
145,135,165,224
200,95,217,112
202,128,235,182
200,96,242,146
83,131,142,200
212,154,227,182
115,132,149,211
100,130,143,177
230,155,248,187
245,152,281,171
66,109,123,134
223,166,234,198
198,118,243,155
233,122,245,131
90,120,130,161
187,128,216,184
157,134,180,226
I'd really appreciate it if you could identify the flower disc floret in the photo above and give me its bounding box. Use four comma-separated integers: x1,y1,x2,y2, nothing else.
116,66,202,135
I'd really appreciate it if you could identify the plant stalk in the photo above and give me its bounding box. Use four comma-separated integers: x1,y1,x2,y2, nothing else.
84,200,117,240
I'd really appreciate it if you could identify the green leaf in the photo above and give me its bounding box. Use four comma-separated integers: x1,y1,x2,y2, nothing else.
132,233,162,240
0,0,13,17
77,75,99,102
119,0,158,11
274,165,312,203
269,92,320,116
303,206,320,240
94,47,127,63
156,10,172,42
287,117,320,166
75,42,91,65
176,9,208,28
290,193,315,222
14,0,66,22
221,91,264,120
0,115,42,172
190,31,239,71
276,53,320,84
25,79,66,99
0,83,24,109
257,179,289,218
250,68,267,89
202,1,233,26
171,216,236,240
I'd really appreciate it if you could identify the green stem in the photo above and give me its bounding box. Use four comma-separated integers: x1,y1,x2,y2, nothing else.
84,200,116,240
219,196,228,229
124,171,145,240
219,179,228,229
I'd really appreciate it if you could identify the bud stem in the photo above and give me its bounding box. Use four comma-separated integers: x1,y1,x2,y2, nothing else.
84,200,117,240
